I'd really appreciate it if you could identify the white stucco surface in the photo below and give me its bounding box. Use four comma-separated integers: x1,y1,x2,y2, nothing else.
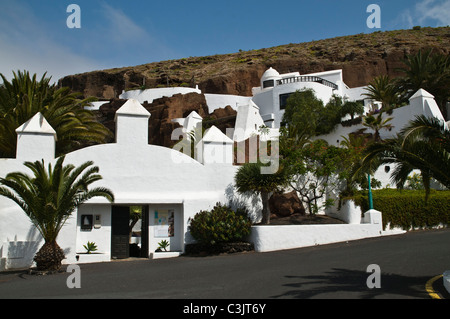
119,87,202,104
0,99,240,269
250,210,385,252
1,67,446,271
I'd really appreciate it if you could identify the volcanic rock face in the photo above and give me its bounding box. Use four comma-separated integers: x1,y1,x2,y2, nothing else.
59,27,450,99
98,92,211,147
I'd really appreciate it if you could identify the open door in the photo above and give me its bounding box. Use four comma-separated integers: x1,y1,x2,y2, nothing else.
111,205,149,259
140,206,149,258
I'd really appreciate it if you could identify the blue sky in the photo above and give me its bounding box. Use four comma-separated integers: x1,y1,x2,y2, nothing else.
0,0,449,82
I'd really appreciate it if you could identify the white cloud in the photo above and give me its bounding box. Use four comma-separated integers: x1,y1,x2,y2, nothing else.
416,0,450,26
397,0,450,28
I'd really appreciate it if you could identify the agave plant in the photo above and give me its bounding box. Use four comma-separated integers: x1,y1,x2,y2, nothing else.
0,156,114,271
83,241,98,254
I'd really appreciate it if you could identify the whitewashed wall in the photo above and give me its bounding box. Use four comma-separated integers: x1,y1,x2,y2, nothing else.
204,94,252,113
0,99,240,270
119,87,201,104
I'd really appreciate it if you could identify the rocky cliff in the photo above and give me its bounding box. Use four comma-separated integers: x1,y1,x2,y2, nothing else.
59,27,450,99
97,92,237,147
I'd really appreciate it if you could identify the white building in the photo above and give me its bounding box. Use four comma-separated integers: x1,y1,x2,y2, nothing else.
251,67,365,128
0,68,446,271
0,99,240,270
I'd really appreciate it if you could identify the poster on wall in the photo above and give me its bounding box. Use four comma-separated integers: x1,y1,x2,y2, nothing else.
154,209,174,237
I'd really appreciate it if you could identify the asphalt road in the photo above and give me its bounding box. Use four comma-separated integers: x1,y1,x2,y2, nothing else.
0,228,449,302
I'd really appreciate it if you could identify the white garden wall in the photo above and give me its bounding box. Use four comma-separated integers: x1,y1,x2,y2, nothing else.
250,210,385,252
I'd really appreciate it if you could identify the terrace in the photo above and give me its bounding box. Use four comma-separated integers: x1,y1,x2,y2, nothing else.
277,75,339,90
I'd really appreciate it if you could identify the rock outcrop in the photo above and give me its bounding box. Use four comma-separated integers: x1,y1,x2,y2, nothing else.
98,92,210,147
269,190,306,218
59,27,450,99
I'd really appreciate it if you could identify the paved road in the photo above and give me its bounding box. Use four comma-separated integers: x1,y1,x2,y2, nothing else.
0,229,449,301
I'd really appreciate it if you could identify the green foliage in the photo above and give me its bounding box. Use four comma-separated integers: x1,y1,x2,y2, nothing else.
0,70,112,158
283,139,350,215
83,241,98,254
282,90,365,138
363,75,403,111
234,161,287,194
362,115,450,200
347,189,450,230
406,173,425,190
157,240,170,252
0,156,114,270
188,203,252,245
339,132,381,196
362,113,393,141
282,89,323,139
234,161,288,224
317,95,344,135
397,49,450,117
340,100,364,120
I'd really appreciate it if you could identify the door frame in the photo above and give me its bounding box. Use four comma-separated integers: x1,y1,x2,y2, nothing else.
111,205,149,259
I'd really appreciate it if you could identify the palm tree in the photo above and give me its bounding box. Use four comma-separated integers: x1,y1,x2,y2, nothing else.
363,75,403,111
362,113,394,142
340,131,380,194
234,161,287,224
0,70,112,158
0,156,114,271
396,49,450,119
362,115,450,200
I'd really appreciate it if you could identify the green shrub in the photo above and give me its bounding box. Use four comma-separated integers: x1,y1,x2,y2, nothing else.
346,189,450,230
188,203,252,245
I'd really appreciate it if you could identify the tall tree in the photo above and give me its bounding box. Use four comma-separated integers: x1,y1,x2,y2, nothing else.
282,89,347,138
0,156,114,271
363,75,403,111
397,49,450,120
282,140,348,215
0,70,112,158
282,89,323,139
234,161,287,224
362,113,394,142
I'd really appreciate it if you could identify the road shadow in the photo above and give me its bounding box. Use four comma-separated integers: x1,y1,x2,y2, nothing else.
272,268,431,299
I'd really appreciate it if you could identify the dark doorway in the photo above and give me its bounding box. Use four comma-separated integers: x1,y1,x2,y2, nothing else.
111,205,149,259
111,206,129,259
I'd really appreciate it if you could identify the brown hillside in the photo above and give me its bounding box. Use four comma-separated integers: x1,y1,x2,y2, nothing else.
59,27,450,99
